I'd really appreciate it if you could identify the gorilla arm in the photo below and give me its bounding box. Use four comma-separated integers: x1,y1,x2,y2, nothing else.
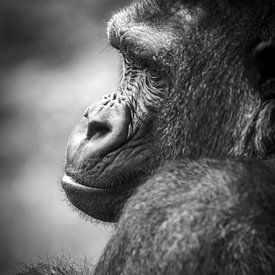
94,159,275,275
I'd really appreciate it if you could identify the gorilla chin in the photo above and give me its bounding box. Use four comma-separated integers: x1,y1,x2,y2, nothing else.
62,149,151,222
62,175,119,222
62,174,138,222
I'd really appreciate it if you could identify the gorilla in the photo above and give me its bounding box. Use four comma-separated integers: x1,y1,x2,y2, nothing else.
34,0,275,274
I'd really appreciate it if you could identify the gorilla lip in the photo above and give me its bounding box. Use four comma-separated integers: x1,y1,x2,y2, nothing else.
61,174,115,193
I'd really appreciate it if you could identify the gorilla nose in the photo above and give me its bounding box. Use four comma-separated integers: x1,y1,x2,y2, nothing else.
84,94,130,156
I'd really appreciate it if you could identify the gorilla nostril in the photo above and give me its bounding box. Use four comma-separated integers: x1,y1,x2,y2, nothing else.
87,120,111,140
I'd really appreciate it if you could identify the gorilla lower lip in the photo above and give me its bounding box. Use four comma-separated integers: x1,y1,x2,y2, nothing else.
61,175,114,193
62,174,121,222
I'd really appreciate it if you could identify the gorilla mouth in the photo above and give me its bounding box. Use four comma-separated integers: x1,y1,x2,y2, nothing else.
64,123,157,189
63,140,155,192
61,174,116,193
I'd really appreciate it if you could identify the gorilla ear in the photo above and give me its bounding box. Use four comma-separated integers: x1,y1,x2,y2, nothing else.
250,39,275,97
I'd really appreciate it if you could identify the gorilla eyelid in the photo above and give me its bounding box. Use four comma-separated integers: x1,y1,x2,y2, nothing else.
121,51,146,71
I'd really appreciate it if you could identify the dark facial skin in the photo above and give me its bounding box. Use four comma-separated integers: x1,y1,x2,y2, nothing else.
62,0,275,222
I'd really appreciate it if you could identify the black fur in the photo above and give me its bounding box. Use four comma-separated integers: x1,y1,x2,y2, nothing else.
93,0,275,274
95,160,275,274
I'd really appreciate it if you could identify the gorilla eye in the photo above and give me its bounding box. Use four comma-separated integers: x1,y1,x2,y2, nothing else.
122,52,146,70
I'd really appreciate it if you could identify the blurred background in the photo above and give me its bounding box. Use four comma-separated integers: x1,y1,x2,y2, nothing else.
0,0,129,273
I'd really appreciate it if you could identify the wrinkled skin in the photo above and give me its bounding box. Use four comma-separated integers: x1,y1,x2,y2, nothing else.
61,0,275,274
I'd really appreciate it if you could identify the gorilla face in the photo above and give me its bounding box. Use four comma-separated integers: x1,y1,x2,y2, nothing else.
62,57,168,221
62,0,275,222
62,4,173,222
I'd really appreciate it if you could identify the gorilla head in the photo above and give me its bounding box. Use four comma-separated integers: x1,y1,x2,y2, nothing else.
62,0,275,222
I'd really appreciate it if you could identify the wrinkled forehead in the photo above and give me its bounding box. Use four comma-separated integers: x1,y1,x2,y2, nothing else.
106,0,200,52
107,0,202,28
108,0,274,49
115,0,274,29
